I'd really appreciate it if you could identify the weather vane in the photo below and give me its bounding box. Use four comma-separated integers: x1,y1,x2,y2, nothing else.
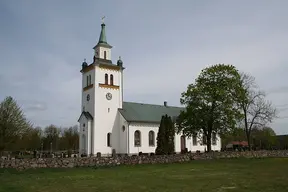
101,16,105,24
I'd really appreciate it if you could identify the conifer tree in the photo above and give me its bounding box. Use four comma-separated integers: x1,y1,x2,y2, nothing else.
155,115,166,155
167,116,175,154
156,115,175,155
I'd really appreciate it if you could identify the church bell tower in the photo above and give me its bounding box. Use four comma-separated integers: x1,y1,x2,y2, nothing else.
78,17,125,156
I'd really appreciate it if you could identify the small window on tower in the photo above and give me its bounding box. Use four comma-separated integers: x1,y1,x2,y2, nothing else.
105,74,108,84
104,51,107,60
89,75,92,85
86,76,89,87
110,74,114,85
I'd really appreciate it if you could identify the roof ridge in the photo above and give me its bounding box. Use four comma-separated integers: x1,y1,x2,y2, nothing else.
123,101,184,108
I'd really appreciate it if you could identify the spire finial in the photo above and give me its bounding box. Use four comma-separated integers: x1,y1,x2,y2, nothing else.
84,58,86,62
119,56,121,60
101,16,105,24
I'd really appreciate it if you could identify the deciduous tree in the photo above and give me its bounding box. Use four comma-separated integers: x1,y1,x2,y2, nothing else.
43,125,60,151
0,96,31,153
236,72,276,150
176,64,243,152
60,125,79,150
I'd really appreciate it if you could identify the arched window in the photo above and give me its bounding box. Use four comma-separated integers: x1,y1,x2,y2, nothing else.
105,73,108,84
148,131,155,146
192,133,197,146
104,51,107,60
89,75,91,85
134,130,141,147
107,133,111,147
86,76,89,86
212,133,217,145
110,74,114,85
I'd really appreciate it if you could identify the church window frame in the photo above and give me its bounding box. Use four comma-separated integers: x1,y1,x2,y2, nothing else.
86,76,89,87
107,132,112,147
192,133,197,146
148,130,155,146
134,130,141,147
212,133,217,145
105,73,108,84
110,74,114,85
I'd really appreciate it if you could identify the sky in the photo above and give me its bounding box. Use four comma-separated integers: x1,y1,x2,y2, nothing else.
0,0,288,134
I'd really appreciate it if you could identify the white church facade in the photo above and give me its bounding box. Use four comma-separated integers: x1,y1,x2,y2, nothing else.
78,21,221,156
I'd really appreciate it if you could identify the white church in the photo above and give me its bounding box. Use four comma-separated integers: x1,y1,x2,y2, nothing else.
78,21,221,156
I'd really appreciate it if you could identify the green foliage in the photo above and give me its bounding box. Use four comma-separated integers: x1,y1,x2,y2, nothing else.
0,96,79,154
155,115,175,155
166,115,175,154
155,116,166,155
60,125,79,150
220,127,246,147
0,96,32,152
221,126,278,150
42,125,61,151
176,64,243,152
251,126,277,149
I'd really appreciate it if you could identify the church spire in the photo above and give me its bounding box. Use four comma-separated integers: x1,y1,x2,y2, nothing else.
94,16,112,49
98,19,107,44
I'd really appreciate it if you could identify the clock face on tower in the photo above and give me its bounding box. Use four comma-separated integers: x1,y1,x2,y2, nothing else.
106,92,112,100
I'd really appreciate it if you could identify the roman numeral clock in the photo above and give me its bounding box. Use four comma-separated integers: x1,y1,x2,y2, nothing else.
106,92,112,100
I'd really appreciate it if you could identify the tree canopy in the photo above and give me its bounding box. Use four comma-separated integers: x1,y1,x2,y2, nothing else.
156,114,175,155
0,96,32,152
176,64,243,152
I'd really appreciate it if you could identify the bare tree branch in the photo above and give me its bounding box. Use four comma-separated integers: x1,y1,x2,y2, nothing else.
237,72,277,150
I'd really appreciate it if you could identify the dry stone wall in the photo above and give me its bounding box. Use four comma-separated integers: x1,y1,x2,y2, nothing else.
1,150,288,170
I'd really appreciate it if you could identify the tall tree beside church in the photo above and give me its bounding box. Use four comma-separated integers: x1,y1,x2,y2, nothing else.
166,115,175,154
176,64,243,152
0,96,32,153
234,72,276,150
156,115,175,155
155,116,166,155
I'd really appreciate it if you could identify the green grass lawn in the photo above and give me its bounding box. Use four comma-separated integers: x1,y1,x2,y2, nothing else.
1,158,288,192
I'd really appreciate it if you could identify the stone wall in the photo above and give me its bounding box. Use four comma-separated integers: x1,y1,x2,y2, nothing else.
1,150,288,170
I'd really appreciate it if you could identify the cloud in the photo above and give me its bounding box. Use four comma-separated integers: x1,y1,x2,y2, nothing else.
22,102,48,112
267,86,288,95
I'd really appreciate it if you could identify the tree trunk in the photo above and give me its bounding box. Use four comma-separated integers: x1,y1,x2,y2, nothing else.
246,131,252,151
244,110,252,150
207,133,212,152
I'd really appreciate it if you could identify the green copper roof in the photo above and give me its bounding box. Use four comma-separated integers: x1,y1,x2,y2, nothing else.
119,102,184,123
94,23,112,49
98,23,107,44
